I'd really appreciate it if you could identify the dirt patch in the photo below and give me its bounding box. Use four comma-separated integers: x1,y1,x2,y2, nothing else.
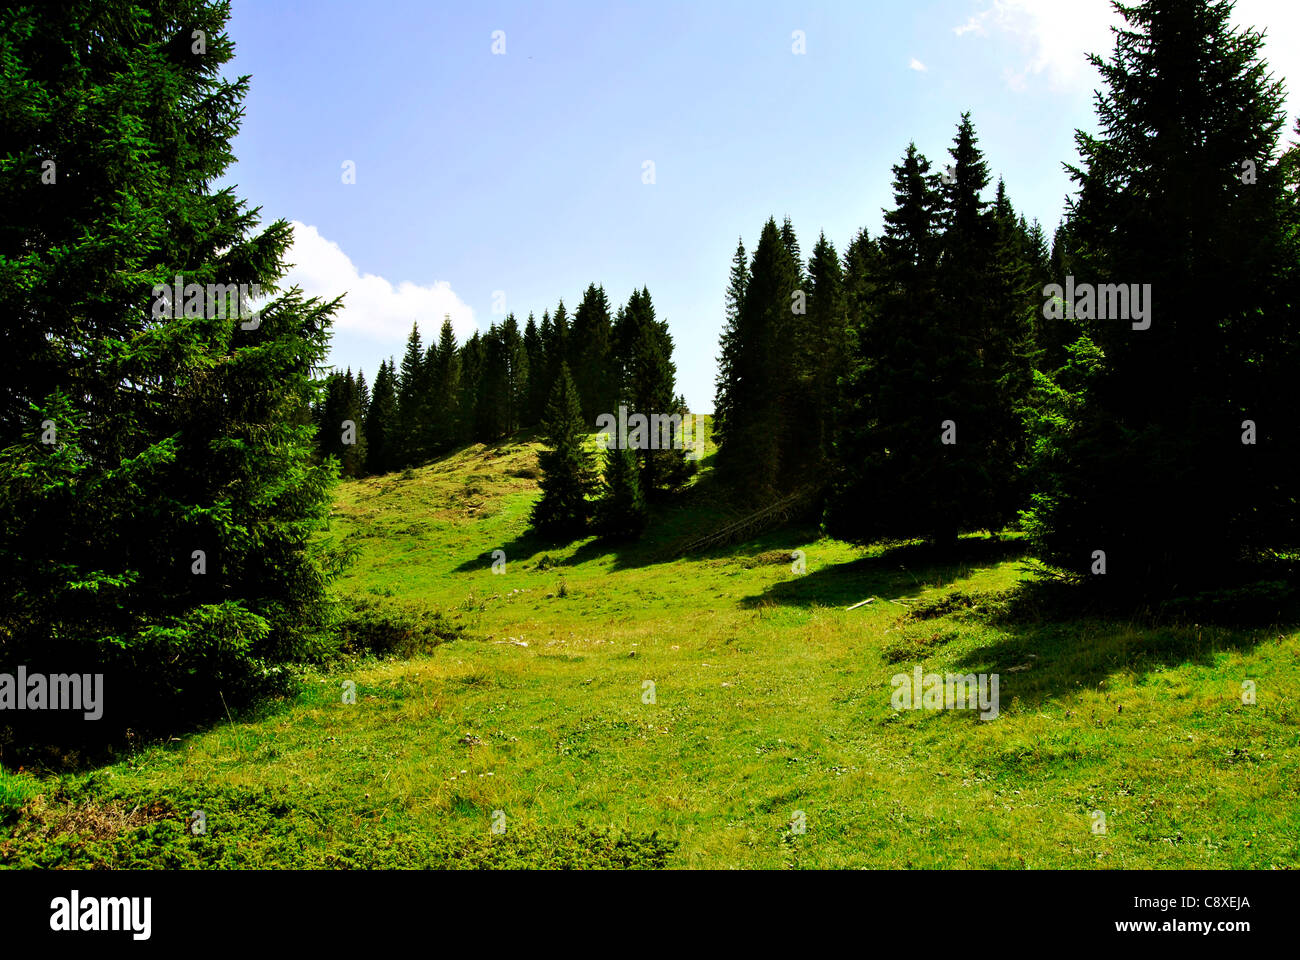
741,550,799,568
12,794,174,843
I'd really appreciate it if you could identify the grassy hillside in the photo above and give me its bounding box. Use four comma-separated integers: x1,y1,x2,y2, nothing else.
3,425,1297,868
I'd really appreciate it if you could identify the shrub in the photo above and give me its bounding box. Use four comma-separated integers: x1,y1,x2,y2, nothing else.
334,595,462,659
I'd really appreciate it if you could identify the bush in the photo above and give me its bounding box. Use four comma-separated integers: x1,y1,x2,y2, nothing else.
0,780,679,869
335,595,463,659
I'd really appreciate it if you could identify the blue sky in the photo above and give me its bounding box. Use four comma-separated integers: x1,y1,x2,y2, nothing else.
221,0,1300,412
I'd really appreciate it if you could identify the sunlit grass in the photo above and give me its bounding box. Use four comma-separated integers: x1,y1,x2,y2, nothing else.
3,423,1296,868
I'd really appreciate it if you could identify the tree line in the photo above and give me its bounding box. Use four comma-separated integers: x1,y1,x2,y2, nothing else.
313,284,694,536
714,0,1300,597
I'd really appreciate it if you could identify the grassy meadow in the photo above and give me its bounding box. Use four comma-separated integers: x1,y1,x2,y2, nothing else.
2,422,1296,869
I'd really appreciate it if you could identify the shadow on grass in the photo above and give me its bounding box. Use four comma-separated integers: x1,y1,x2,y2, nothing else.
877,564,1297,711
448,464,765,575
946,614,1284,712
735,535,1296,709
0,685,295,776
738,535,1026,610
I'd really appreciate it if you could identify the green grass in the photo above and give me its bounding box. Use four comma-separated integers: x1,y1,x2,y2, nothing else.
3,423,1297,868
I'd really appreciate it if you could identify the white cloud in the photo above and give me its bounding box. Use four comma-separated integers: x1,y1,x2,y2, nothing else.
1235,0,1300,132
953,0,1121,93
909,57,928,72
279,221,476,346
954,0,1300,129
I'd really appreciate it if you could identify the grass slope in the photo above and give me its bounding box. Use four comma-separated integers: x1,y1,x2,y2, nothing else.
3,424,1297,868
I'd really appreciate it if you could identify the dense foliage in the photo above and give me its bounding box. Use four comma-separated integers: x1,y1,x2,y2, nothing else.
0,0,344,749
715,0,1299,599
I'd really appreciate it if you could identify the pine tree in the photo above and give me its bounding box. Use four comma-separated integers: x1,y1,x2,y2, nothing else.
502,312,529,434
338,369,368,478
780,217,805,289
610,302,632,391
841,228,882,326
429,316,460,453
0,0,341,744
1048,221,1073,285
804,231,846,466
893,116,1032,542
536,310,555,411
1027,0,1298,593
771,217,810,479
620,287,686,497
828,228,882,513
545,301,569,402
395,322,428,466
1021,217,1050,275
456,331,484,444
1037,220,1078,371
530,362,595,535
570,283,614,425
713,218,795,503
476,323,510,441
418,336,440,454
523,312,545,427
982,178,1036,528
365,359,399,474
713,237,749,448
314,371,349,464
826,142,944,541
597,442,648,538
355,370,370,422
935,115,1007,540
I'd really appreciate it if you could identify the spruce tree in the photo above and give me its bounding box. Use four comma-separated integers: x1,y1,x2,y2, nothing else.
476,323,510,441
545,300,569,402
331,369,367,478
395,322,428,466
0,0,341,743
1026,0,1298,593
1021,217,1050,275
713,237,748,447
418,336,440,454
828,228,882,516
1037,221,1078,371
530,363,595,535
570,284,614,425
713,218,794,503
456,331,484,444
610,302,632,391
429,316,460,453
826,143,944,541
780,217,805,289
804,231,846,466
621,287,685,497
523,312,545,427
772,218,808,479
931,115,1031,541
365,359,399,474
982,178,1036,528
502,312,529,434
355,370,370,423
536,310,555,413
314,371,348,465
596,443,648,538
